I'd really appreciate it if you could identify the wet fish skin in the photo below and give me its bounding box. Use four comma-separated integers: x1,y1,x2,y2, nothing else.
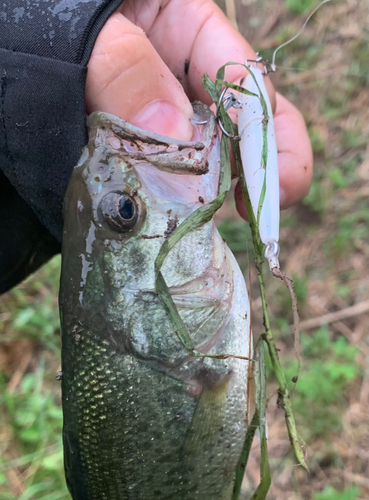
60,103,252,500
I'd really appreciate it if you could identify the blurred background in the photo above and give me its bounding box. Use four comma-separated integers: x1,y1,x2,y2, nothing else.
0,0,368,498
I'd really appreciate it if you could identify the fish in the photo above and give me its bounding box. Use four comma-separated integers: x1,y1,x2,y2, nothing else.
59,102,252,500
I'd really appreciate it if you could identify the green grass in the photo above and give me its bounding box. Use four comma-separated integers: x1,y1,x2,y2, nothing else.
0,257,69,500
312,486,360,500
263,326,363,440
285,0,320,15
284,327,362,438
0,368,68,500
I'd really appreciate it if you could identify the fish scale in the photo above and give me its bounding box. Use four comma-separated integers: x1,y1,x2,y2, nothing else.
63,328,220,499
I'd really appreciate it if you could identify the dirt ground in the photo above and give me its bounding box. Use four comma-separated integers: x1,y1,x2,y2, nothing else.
216,0,369,498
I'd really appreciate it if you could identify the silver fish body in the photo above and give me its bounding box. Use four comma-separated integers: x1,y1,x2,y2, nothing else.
60,103,252,500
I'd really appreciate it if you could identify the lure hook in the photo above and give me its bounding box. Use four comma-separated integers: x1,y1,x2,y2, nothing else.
245,54,276,76
191,118,208,126
264,240,280,270
216,87,242,139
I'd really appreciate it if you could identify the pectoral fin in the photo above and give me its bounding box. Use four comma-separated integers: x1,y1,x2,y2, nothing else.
184,374,230,455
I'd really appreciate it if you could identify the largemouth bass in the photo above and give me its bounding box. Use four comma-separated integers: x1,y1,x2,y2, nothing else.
60,103,252,500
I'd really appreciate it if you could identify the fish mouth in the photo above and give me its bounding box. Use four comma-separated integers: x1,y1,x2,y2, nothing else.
87,103,217,176
87,102,216,150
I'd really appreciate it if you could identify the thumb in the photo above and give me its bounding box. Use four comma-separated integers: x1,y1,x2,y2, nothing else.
86,12,194,141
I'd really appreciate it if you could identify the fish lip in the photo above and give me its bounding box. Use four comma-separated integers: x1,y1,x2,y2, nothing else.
87,102,217,151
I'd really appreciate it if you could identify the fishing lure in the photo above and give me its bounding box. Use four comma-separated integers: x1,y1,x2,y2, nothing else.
214,59,280,273
237,62,280,271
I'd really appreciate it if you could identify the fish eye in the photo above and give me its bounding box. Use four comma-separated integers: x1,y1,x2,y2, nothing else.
99,192,138,232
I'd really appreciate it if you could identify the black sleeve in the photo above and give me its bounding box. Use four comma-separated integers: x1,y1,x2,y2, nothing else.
0,0,124,293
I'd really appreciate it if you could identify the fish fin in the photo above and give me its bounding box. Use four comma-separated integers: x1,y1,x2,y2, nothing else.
184,374,230,455
171,294,227,348
172,294,219,309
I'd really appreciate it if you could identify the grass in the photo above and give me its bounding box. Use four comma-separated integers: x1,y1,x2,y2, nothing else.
311,486,360,500
0,257,69,500
282,327,363,439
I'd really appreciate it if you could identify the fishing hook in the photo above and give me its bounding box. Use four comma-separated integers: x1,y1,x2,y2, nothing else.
216,87,242,139
245,54,276,76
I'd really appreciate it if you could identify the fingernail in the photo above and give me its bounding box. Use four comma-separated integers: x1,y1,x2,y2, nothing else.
132,100,193,141
279,187,287,208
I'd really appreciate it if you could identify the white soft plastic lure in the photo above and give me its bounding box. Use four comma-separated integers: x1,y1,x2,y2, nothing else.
237,63,280,270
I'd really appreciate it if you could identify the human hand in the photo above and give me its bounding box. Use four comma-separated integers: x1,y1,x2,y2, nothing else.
86,0,313,214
